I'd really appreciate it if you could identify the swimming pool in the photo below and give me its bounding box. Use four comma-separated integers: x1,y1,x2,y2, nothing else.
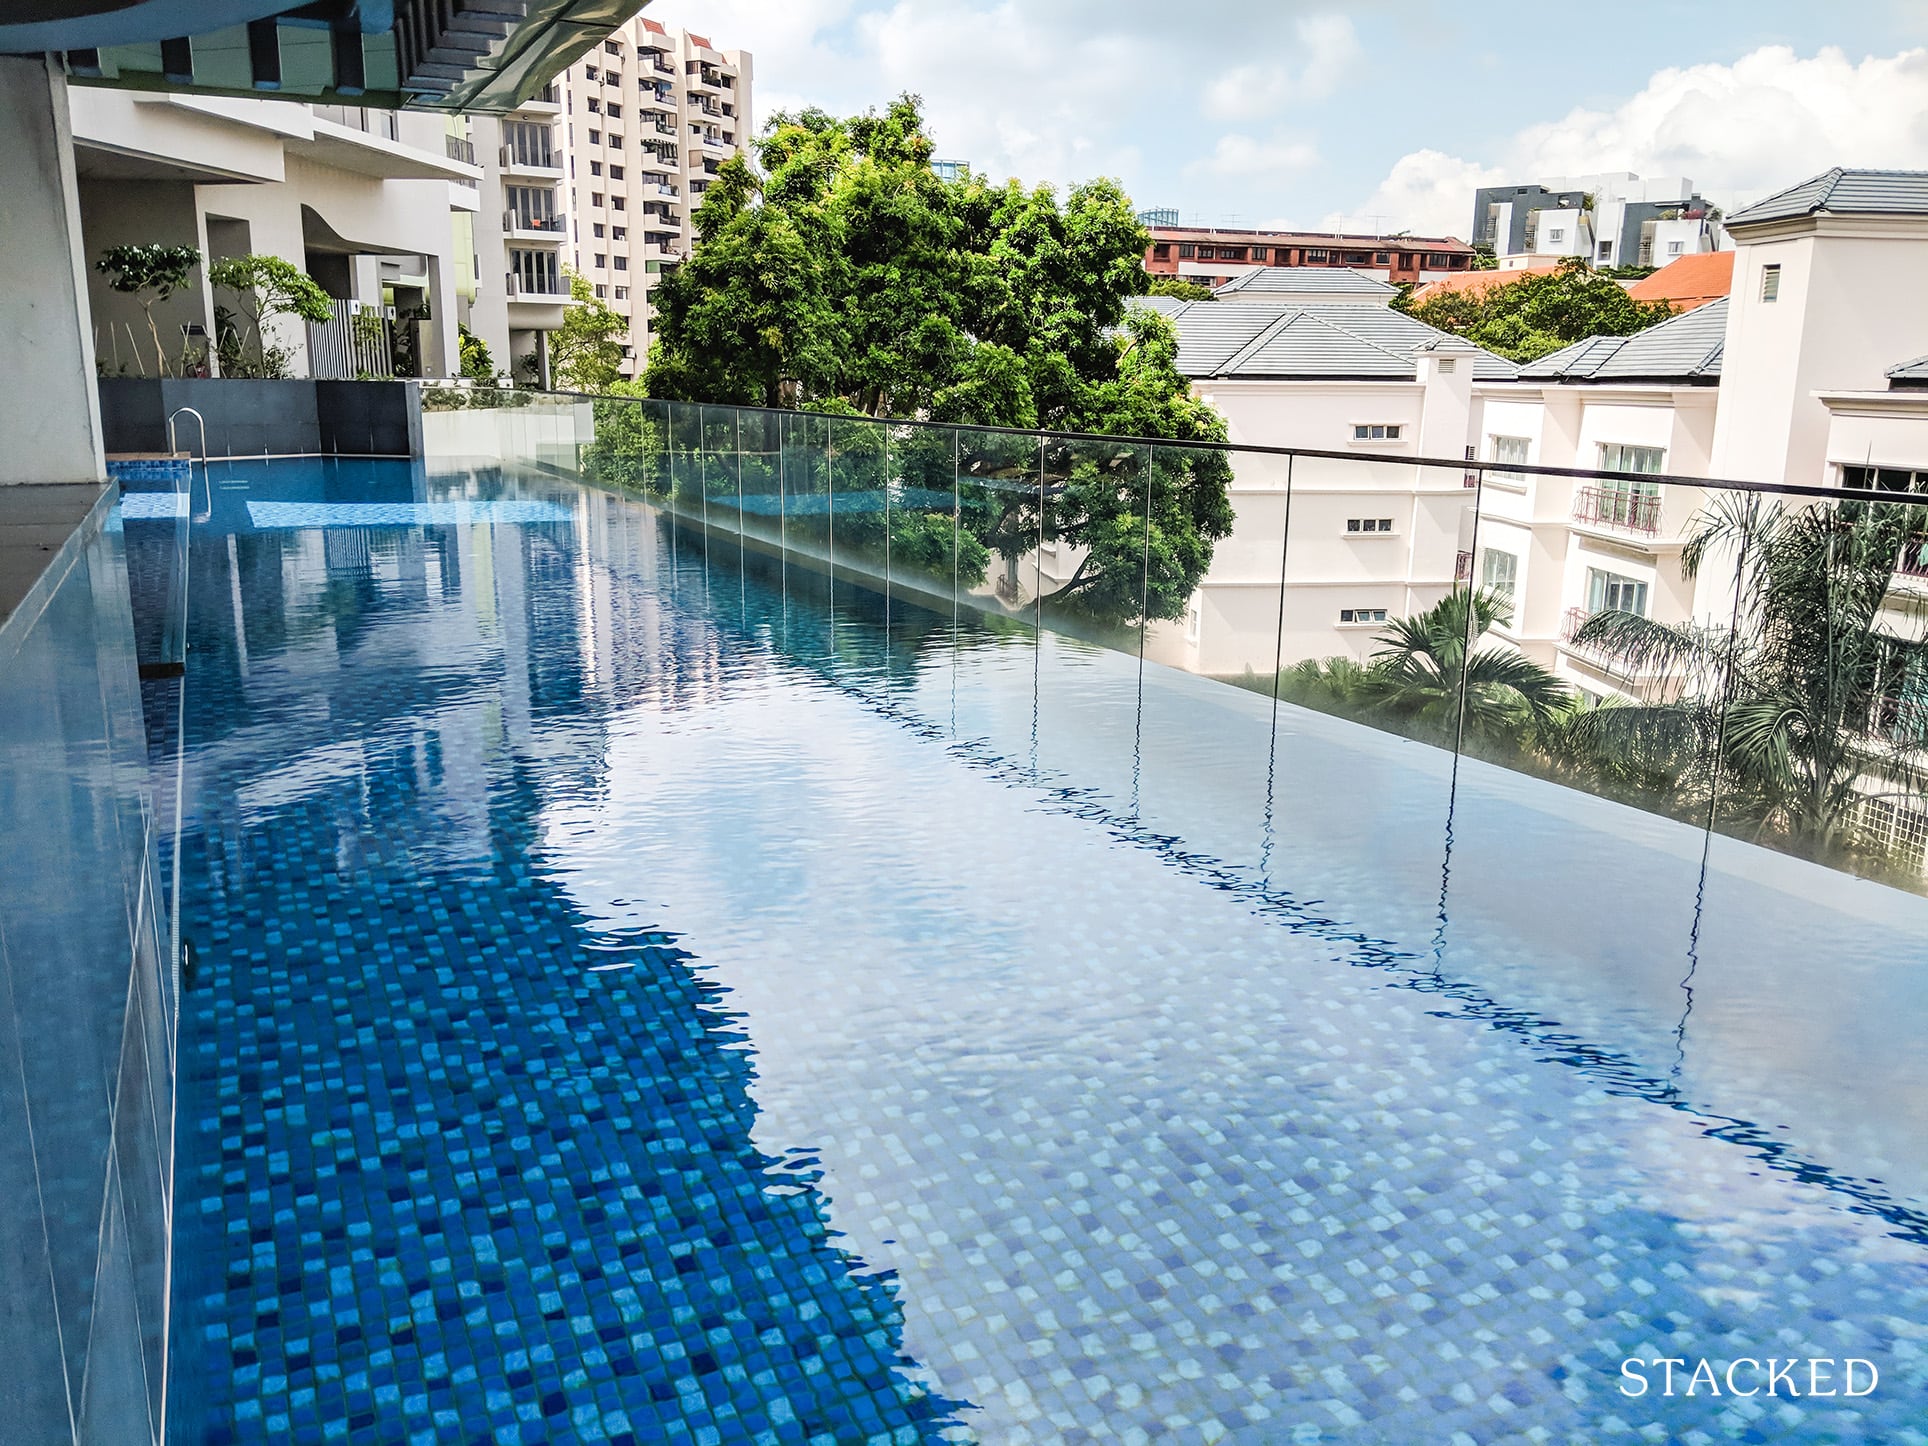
150,457,1928,1443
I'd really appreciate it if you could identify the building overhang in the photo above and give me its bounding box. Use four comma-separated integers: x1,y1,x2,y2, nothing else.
1817,390,1928,419
39,0,649,114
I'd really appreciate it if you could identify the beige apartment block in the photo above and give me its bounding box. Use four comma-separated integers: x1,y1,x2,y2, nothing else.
558,17,754,381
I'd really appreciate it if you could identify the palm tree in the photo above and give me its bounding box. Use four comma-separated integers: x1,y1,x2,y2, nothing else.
1568,490,1928,865
1364,588,1571,744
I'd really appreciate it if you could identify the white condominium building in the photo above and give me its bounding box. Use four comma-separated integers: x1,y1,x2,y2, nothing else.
558,18,754,382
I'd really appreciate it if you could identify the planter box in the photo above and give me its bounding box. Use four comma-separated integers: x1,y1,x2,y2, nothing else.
97,378,423,459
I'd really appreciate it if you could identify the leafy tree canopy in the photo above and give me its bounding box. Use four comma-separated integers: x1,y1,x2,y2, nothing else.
1396,258,1675,363
209,254,332,377
96,243,202,376
1146,275,1215,301
636,94,1231,623
549,270,629,391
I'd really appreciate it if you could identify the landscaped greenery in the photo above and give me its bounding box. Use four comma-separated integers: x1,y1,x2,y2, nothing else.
1396,257,1676,363
1249,496,1928,885
208,254,333,378
95,243,202,377
548,271,629,392
1145,276,1215,301
579,95,1231,628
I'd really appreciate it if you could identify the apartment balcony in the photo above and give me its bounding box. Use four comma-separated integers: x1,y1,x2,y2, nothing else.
519,85,563,113
503,212,567,243
499,146,563,179
445,134,476,165
1571,484,1662,537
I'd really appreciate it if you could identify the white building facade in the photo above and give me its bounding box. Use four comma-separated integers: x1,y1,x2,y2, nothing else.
70,88,479,380
557,18,754,381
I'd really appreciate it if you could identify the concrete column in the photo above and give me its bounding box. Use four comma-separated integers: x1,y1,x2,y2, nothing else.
425,254,455,378
0,57,104,485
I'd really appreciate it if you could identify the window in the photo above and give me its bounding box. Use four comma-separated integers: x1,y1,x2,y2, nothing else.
586,98,601,114
1586,568,1649,618
1548,227,1565,242
1490,434,1530,482
1352,423,1402,442
593,283,607,298
612,226,626,241
607,104,622,119
1597,241,1614,261
509,248,559,295
603,38,621,54
592,222,605,237
1481,549,1518,600
1600,443,1663,475
1761,264,1781,302
1840,464,1928,492
588,128,600,144
611,196,624,211
1345,518,1395,534
614,256,628,270
1307,248,1329,263
1667,240,1684,256
608,134,623,149
609,165,624,180
594,252,606,268
1151,243,1170,260
1339,608,1389,625
589,191,603,207
584,65,598,80
1374,251,1389,265
1177,242,1195,259
614,286,628,300
589,160,602,176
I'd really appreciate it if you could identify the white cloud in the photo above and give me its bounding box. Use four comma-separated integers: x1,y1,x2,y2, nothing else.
1334,44,1928,238
1190,133,1321,181
1202,14,1361,119
1320,149,1504,237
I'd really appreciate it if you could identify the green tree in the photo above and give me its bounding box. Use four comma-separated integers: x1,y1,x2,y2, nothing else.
458,323,495,381
1397,257,1675,363
208,254,332,377
548,270,629,391
1567,492,1928,869
1364,588,1570,742
1145,275,1214,301
95,243,201,377
640,94,1232,624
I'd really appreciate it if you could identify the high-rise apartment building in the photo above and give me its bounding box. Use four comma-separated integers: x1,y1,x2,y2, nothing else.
559,18,754,381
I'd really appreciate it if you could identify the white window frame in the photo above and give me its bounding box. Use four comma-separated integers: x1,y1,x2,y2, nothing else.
1480,548,1518,601
1761,264,1781,303
1337,607,1390,626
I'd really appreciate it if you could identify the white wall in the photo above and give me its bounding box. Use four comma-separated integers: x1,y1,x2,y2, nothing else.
1712,222,1928,489
0,58,102,483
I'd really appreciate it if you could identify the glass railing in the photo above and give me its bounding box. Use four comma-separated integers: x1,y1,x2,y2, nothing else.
421,386,1928,906
414,386,1928,1252
0,482,178,1444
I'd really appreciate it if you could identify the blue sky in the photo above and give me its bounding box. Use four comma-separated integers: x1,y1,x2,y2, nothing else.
643,0,1928,237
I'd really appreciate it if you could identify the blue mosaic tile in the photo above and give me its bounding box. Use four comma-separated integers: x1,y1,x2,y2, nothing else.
145,457,1928,1445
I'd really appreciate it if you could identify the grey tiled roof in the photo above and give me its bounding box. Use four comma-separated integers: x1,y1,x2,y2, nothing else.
1132,293,1189,316
1214,266,1397,299
1886,353,1928,382
1727,168,1928,226
1154,299,1519,381
1518,298,1727,384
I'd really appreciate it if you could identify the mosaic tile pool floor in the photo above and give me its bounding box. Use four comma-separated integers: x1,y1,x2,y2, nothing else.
147,459,1928,1444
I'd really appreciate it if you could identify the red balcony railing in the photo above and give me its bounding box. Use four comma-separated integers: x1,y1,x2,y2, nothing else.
1562,607,1594,644
1572,485,1662,535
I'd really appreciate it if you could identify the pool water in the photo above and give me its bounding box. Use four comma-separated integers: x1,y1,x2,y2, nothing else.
149,458,1928,1444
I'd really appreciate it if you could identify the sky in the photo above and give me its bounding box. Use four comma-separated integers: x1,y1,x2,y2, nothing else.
638,0,1928,238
